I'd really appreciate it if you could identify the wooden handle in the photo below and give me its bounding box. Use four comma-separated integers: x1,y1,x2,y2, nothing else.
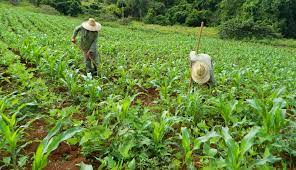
195,21,204,54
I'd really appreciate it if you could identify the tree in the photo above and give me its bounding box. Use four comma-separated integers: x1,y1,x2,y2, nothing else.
29,0,42,6
10,0,19,5
124,0,148,19
44,0,83,16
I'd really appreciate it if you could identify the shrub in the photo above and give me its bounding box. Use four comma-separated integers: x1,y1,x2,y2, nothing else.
118,17,132,25
102,4,121,18
143,9,155,24
68,0,83,17
185,10,199,27
46,0,82,17
154,15,169,26
219,18,279,39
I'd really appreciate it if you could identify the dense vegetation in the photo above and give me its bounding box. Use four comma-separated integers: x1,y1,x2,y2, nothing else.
0,2,295,170
5,0,296,39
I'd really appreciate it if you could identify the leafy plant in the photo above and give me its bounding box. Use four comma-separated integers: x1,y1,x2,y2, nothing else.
220,126,261,169
32,122,82,170
60,69,81,97
247,88,287,136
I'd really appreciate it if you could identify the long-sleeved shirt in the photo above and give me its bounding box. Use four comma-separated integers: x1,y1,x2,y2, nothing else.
72,25,98,53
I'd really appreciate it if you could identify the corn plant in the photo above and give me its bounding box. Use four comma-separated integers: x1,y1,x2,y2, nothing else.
178,93,202,117
220,126,260,170
180,127,195,169
56,59,68,79
116,94,139,121
78,162,94,170
98,156,136,170
0,96,36,170
152,111,183,144
247,97,286,136
32,122,82,170
82,73,103,110
212,98,239,125
0,113,19,170
60,69,81,97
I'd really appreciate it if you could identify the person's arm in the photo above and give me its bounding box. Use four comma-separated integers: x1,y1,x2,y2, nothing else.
209,60,216,85
71,25,82,43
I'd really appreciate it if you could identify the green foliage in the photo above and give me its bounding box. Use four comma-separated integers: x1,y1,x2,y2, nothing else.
102,4,121,17
220,126,261,169
23,0,296,38
44,0,83,16
186,10,210,27
32,122,82,170
0,95,36,170
247,88,287,136
29,0,42,7
219,0,296,38
219,18,279,39
0,4,295,169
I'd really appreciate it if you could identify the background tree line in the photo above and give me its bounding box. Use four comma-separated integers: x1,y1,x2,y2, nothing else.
5,0,296,39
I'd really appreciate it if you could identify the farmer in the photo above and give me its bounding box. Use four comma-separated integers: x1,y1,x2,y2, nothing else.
189,51,215,86
71,18,101,76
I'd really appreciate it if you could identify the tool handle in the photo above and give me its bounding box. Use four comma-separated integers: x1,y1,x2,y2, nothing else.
195,21,204,54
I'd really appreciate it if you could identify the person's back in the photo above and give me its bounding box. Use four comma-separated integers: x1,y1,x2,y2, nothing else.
190,51,215,86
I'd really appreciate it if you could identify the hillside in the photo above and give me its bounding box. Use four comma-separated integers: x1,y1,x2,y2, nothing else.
0,3,295,170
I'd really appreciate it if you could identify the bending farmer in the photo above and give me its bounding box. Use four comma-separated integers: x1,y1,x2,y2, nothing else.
190,51,215,86
71,18,101,76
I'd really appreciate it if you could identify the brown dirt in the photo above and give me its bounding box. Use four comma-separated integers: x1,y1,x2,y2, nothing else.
23,119,48,156
8,47,20,56
133,86,159,106
25,119,48,140
53,86,68,93
72,112,86,121
274,153,296,170
20,57,36,68
45,142,86,170
0,68,12,91
57,100,73,109
23,119,87,170
23,119,48,170
193,154,202,168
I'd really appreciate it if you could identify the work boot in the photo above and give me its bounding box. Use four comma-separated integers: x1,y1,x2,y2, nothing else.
91,70,98,77
92,66,98,77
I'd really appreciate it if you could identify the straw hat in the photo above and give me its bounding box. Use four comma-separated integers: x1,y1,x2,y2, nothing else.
82,18,101,32
191,60,211,84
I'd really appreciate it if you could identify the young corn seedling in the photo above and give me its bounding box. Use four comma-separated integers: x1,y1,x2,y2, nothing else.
152,111,183,144
116,94,139,121
60,69,81,97
179,93,202,117
56,59,68,79
181,127,195,169
32,121,82,170
212,97,238,126
247,91,287,136
220,126,260,170
0,113,19,170
0,95,36,170
82,74,103,110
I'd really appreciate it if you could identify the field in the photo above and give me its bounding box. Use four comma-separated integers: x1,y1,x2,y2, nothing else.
0,3,296,170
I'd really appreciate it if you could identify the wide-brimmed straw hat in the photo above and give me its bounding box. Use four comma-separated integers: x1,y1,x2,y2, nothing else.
82,18,101,32
191,54,211,84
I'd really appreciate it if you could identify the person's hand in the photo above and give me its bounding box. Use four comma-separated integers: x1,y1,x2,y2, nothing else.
71,38,76,44
87,51,93,59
